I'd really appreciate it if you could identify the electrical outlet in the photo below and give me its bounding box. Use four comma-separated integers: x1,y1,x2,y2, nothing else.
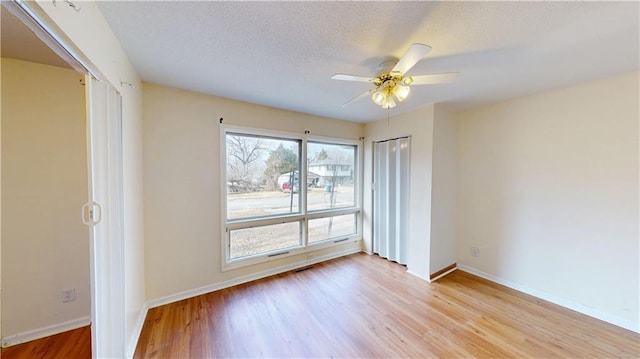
471,247,480,257
62,288,76,303
307,254,314,260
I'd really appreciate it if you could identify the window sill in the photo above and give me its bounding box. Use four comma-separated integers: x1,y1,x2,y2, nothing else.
222,236,362,272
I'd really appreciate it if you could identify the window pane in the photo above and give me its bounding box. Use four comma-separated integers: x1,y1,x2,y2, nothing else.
230,221,301,259
307,142,356,211
226,133,300,220
308,214,356,243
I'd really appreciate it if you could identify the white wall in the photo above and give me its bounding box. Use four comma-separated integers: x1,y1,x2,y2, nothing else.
457,71,639,332
32,1,146,354
143,83,364,302
430,104,458,274
363,106,435,280
1,58,89,340
118,74,144,359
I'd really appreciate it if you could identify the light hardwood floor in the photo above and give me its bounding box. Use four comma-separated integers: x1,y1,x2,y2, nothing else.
134,253,639,358
0,326,90,359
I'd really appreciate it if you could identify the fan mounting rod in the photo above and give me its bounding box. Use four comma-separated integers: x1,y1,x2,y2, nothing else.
377,59,398,76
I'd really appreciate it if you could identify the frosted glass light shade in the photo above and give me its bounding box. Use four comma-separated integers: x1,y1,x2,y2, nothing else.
372,79,411,108
372,91,387,106
393,84,410,102
383,97,396,109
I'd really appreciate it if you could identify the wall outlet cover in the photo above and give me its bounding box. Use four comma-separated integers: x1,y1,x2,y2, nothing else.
62,288,76,303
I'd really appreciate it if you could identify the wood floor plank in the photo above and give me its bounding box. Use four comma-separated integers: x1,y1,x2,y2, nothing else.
0,326,91,359
134,253,640,358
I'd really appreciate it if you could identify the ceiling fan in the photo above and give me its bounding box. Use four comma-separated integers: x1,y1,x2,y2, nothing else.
331,43,458,109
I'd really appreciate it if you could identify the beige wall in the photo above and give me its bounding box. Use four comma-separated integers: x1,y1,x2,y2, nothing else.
0,53,3,341
33,1,147,354
1,58,89,339
363,106,435,280
457,71,639,331
430,104,458,274
143,83,364,301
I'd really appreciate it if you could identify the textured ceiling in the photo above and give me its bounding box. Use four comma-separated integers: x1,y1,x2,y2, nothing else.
98,1,639,123
0,5,72,69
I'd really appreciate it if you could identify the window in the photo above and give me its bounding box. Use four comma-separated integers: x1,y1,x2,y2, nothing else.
229,222,301,259
308,213,357,243
222,127,361,268
307,141,356,211
226,133,301,220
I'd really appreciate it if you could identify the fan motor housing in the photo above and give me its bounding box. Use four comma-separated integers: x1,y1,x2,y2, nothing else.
377,58,398,76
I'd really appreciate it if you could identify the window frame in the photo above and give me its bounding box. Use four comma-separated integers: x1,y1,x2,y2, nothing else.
220,125,362,271
225,131,303,222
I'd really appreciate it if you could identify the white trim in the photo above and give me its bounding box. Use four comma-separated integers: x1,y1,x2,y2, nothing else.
226,213,306,230
125,304,149,359
1,316,91,348
306,134,363,144
219,124,229,272
223,237,362,272
11,0,104,80
86,77,127,358
306,207,360,220
407,269,430,282
148,248,362,309
223,124,307,142
220,126,364,272
428,267,457,282
457,264,640,334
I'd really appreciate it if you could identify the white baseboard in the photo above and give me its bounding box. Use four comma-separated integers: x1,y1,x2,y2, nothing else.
457,264,640,334
1,316,91,348
126,304,149,359
407,269,430,282
147,247,362,309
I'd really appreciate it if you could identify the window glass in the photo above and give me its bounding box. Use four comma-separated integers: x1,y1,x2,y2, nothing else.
229,221,301,259
223,128,360,266
308,214,357,243
226,133,300,220
307,142,356,211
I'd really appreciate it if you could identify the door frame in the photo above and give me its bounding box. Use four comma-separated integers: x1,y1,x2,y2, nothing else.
5,1,126,357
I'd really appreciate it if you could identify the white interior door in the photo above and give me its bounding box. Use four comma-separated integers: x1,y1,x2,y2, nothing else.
373,137,410,264
85,76,125,358
2,1,125,355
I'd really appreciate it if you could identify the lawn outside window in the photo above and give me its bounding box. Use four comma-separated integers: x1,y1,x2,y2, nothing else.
221,125,362,270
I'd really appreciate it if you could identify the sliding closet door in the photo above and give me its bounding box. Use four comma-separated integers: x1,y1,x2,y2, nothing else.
85,76,125,358
373,137,410,264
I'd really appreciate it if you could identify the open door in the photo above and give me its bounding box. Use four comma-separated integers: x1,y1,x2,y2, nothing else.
3,1,127,356
84,76,125,358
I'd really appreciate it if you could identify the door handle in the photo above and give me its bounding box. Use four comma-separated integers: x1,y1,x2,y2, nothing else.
82,201,102,225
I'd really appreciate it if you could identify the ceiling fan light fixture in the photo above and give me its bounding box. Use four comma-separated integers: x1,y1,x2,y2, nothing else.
371,79,405,108
332,43,457,110
372,90,387,106
393,83,410,102
383,97,397,109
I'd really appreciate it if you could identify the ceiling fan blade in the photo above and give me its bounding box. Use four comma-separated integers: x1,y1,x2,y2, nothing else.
331,74,375,82
392,43,432,75
409,72,459,85
342,89,373,107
